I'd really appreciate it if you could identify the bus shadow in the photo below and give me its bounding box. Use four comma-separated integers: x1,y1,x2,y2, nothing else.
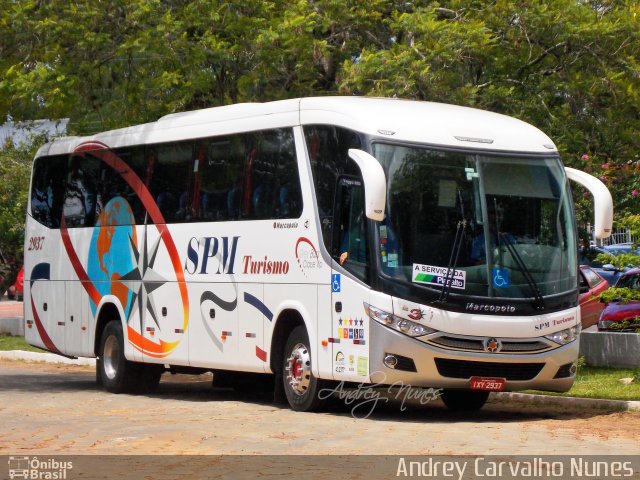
0,369,626,423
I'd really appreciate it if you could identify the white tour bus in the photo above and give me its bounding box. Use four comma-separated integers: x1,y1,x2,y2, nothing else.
24,97,612,411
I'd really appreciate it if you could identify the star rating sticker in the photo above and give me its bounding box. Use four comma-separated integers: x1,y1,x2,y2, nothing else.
359,319,364,326
120,230,168,333
338,318,343,326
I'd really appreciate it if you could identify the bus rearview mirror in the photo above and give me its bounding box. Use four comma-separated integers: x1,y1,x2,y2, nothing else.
348,149,387,222
564,167,613,240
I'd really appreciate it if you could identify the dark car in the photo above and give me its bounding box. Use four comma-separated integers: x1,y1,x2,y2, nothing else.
597,268,640,331
578,265,609,328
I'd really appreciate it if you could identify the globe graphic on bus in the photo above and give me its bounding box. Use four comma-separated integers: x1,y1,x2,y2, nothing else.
87,196,137,318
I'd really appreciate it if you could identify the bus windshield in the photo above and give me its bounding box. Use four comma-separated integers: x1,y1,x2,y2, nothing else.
373,143,577,300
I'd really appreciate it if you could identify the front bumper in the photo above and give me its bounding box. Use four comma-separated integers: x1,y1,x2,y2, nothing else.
369,320,578,392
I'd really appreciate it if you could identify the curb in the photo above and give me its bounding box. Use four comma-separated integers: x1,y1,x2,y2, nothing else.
490,391,640,412
0,317,25,336
0,350,96,366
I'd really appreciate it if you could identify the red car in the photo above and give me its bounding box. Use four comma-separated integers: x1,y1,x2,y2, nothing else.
579,265,609,329
598,268,640,331
7,266,24,301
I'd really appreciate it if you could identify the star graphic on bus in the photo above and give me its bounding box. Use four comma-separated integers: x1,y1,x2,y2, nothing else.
120,230,168,332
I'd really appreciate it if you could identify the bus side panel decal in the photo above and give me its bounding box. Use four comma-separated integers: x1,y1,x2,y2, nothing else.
243,292,273,321
256,346,267,362
199,289,236,352
29,264,62,355
57,141,191,358
31,302,60,354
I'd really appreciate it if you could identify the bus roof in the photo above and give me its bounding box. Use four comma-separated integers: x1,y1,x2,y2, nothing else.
37,96,557,157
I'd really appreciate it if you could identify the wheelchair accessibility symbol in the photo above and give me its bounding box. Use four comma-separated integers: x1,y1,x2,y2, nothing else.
332,274,341,293
492,268,510,289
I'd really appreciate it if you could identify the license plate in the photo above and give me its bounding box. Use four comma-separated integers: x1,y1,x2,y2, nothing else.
469,377,506,391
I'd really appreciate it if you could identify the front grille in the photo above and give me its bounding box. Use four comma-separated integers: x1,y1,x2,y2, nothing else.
429,336,484,351
434,358,545,381
500,341,551,352
428,335,552,354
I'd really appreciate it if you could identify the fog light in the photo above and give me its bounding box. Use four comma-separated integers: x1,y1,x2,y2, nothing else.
383,354,398,369
569,363,577,375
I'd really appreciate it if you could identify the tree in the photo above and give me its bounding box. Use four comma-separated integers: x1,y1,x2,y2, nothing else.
0,137,36,290
0,0,638,220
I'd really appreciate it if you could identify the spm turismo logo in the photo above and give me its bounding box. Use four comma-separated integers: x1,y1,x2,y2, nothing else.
7,457,73,480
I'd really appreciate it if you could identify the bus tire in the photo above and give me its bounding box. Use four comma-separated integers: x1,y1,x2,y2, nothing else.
441,389,489,411
282,326,324,412
99,320,139,393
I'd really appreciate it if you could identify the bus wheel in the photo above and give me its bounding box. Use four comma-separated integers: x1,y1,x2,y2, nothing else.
440,389,490,411
282,326,324,412
99,320,139,393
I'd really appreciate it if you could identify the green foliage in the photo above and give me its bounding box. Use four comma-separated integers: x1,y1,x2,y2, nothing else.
599,287,640,304
595,252,640,270
0,0,638,220
606,319,640,331
0,137,41,281
0,334,44,353
618,214,640,239
529,366,640,401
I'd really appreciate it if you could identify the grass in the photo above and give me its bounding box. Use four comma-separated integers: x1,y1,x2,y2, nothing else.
527,366,640,401
0,334,45,353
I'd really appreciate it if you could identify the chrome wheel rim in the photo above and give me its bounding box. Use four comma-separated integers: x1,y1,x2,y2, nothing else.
285,342,311,396
103,334,120,380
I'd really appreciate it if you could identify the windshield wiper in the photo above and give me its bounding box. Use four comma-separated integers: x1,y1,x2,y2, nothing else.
439,220,469,303
439,191,468,303
498,233,545,311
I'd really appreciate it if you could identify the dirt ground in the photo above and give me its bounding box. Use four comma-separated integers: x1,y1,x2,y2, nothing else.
1,358,639,456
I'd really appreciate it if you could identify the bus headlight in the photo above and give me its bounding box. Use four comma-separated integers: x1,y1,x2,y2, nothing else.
544,324,581,345
364,303,436,337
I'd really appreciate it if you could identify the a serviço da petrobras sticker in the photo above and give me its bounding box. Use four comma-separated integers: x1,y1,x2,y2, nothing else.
412,263,466,290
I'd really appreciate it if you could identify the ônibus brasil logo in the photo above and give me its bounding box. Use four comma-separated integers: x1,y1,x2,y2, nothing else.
8,456,73,479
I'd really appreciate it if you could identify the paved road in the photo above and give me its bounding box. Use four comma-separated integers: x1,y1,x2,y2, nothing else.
1,359,639,456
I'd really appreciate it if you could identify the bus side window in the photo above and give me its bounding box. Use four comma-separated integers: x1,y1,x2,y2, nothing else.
147,141,193,224
31,156,66,229
200,135,245,221
241,128,302,220
99,147,147,225
62,154,99,228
